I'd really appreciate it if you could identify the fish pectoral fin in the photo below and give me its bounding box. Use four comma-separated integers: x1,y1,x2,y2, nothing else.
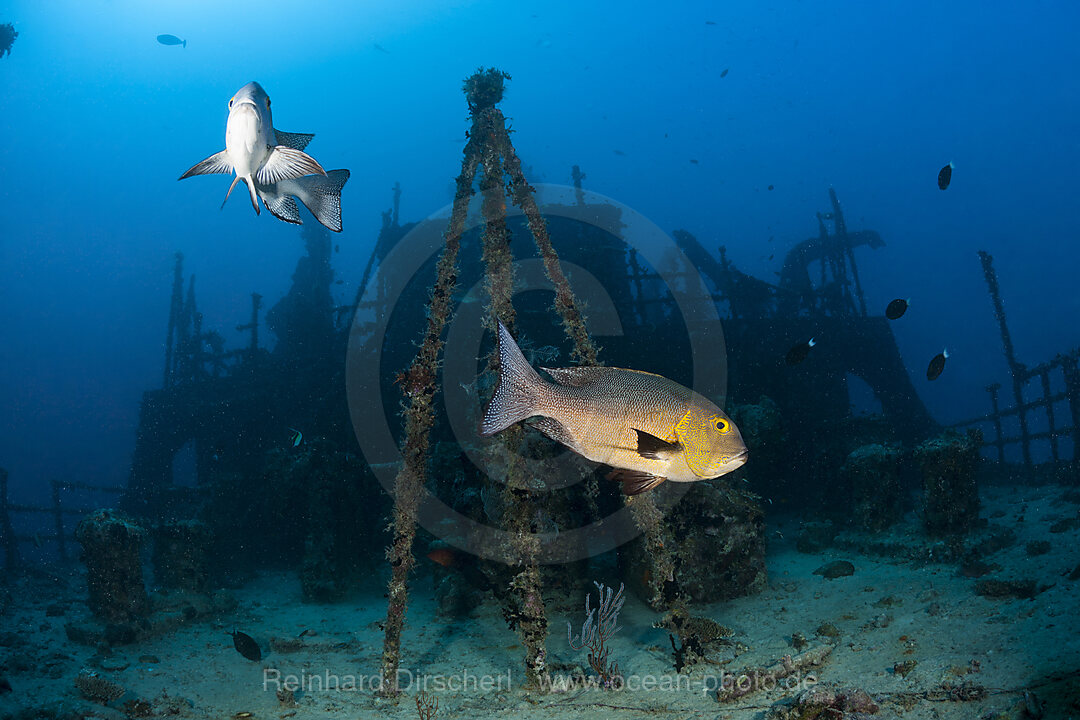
633,428,681,460
179,150,232,179
606,469,666,496
256,146,326,185
273,129,315,151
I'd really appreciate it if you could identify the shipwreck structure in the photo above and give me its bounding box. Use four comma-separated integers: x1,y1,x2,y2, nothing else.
952,251,1080,479
15,65,1080,704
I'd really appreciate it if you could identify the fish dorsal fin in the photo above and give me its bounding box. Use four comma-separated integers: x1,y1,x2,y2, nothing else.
273,129,315,151
256,147,326,185
179,150,232,179
633,429,681,460
541,366,609,387
606,469,666,496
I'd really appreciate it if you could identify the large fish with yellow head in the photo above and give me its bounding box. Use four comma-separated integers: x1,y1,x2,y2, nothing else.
480,322,748,495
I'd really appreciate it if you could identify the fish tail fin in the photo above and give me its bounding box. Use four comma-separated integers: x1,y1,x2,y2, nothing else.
480,321,548,437
182,39,187,49
292,169,350,232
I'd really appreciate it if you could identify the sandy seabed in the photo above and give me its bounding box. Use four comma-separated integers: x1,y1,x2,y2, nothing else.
1,482,1078,719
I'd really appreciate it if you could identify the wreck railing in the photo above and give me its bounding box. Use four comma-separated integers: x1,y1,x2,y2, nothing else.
0,471,123,568
952,352,1080,468
954,250,1080,471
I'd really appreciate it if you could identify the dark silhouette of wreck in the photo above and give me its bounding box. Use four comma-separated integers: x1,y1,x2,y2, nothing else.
121,182,943,522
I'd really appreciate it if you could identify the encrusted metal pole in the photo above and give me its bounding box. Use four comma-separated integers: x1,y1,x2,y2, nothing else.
978,251,1031,466
391,181,402,227
378,68,685,693
0,468,19,571
249,293,261,359
235,293,262,366
378,121,481,699
1060,353,1080,472
51,480,66,561
489,72,679,615
163,253,184,388
571,165,586,207
627,248,646,326
1040,369,1059,462
986,383,1005,463
467,69,593,684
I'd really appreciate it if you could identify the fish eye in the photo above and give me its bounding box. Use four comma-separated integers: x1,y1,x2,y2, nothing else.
713,417,730,433
266,98,271,109
228,99,233,108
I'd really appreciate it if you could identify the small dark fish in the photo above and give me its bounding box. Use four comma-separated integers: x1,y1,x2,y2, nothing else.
926,349,949,381
720,67,729,78
230,631,262,662
885,298,909,320
689,158,699,165
768,254,774,260
705,20,717,25
373,42,390,54
937,161,954,190
288,428,303,447
157,34,186,48
613,149,626,156
767,184,774,191
785,338,816,366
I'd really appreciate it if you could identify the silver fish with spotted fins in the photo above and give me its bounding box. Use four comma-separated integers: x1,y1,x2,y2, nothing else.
480,322,748,495
180,82,348,230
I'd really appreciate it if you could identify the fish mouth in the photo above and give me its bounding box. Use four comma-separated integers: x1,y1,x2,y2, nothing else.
728,449,749,467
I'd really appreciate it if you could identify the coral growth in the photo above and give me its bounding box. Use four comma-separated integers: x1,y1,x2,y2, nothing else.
622,482,767,604
916,429,982,536
717,644,834,703
0,23,16,59
765,684,879,719
657,608,734,672
415,690,439,719
840,443,904,531
74,509,149,624
463,67,510,112
153,519,211,592
567,582,625,688
74,670,125,704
